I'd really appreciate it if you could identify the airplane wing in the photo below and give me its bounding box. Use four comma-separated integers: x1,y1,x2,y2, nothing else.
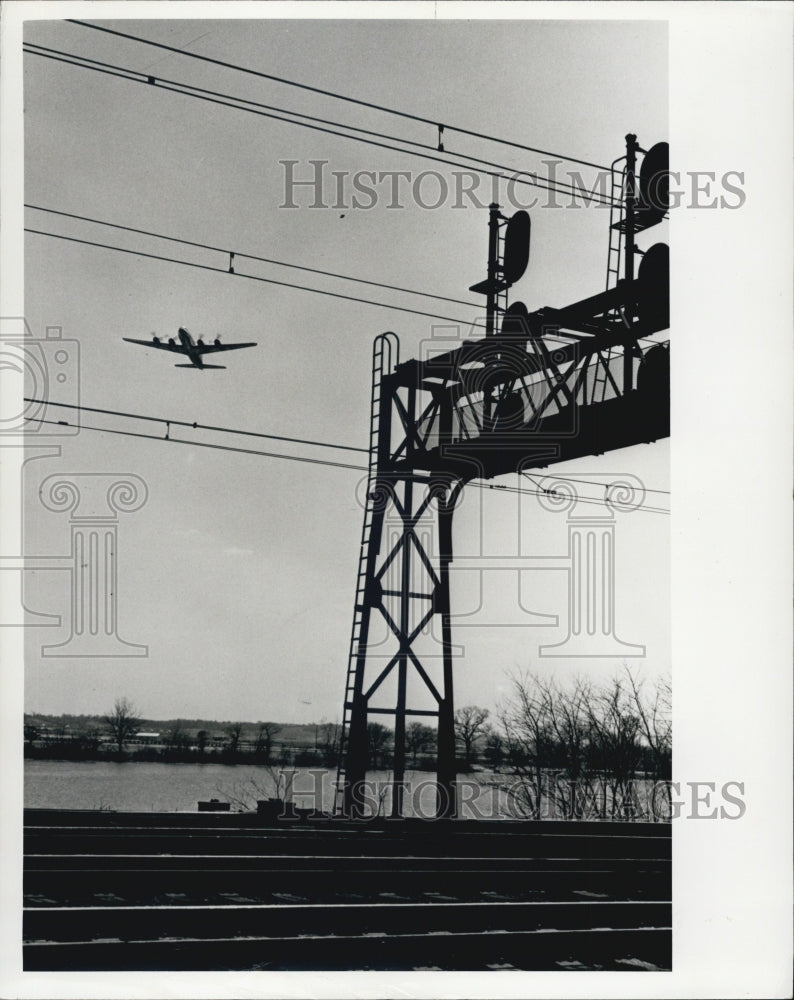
195,342,257,354
123,338,188,354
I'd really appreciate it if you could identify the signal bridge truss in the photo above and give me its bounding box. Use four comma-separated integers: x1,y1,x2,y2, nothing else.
337,135,669,819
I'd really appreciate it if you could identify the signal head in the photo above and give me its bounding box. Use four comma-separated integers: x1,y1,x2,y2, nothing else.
503,211,531,286
500,301,531,343
637,243,669,332
638,142,669,224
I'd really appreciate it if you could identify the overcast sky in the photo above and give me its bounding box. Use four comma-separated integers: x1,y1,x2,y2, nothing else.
22,16,669,723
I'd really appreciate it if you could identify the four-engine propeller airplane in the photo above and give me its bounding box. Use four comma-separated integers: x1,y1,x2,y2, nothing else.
123,328,257,370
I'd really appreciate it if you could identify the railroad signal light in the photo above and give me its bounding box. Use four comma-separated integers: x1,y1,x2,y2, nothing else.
502,210,531,286
637,242,669,333
637,141,669,229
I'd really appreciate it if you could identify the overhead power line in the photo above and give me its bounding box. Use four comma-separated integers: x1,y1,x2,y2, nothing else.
28,416,370,473
25,204,481,310
522,471,670,497
27,41,555,203
25,228,492,331
23,44,617,208
67,19,612,172
25,400,669,514
477,480,670,515
23,397,368,454
26,225,664,346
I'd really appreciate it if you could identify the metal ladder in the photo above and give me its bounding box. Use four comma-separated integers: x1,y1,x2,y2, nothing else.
605,157,627,296
492,220,511,415
496,220,510,322
333,332,398,816
591,159,627,404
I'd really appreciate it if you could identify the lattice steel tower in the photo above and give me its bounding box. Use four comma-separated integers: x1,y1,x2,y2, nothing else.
335,134,670,818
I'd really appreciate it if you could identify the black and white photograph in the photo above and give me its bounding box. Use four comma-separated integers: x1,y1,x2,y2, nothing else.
0,1,791,996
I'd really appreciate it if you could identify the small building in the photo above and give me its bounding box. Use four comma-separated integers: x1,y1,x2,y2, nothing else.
198,799,230,812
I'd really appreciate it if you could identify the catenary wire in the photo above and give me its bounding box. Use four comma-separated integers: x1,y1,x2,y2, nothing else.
522,471,670,497
25,228,493,331
27,205,664,347
24,204,482,310
476,480,670,515
23,397,369,453
25,403,670,514
23,55,660,340
24,42,610,208
27,416,370,473
66,19,613,172
24,45,613,207
23,45,617,208
27,227,665,347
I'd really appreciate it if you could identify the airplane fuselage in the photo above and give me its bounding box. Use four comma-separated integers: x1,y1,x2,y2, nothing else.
177,327,205,369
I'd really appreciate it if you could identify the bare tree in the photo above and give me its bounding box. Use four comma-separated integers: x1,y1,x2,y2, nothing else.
625,667,672,818
225,722,244,755
587,675,642,819
78,726,102,754
165,721,190,754
317,721,341,767
219,766,297,813
104,697,141,757
366,722,391,769
454,705,490,770
254,722,281,762
405,722,435,767
499,670,671,822
482,724,505,771
541,675,597,819
498,674,594,818
499,673,553,818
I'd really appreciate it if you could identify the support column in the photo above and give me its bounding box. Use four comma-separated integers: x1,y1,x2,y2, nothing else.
623,133,638,393
391,476,413,818
435,487,457,818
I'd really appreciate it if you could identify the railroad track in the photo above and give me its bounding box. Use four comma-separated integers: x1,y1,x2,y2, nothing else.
24,809,671,971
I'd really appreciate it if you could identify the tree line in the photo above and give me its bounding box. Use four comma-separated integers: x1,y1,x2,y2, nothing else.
24,698,341,766
25,667,671,819
493,669,672,820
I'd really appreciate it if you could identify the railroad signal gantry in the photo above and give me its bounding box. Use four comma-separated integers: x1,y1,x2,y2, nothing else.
336,134,670,818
